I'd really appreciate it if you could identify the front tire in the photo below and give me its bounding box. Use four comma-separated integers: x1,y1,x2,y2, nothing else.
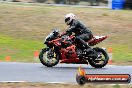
39,48,59,67
88,47,109,68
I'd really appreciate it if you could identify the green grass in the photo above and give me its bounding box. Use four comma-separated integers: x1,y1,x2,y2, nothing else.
0,34,43,62
112,45,132,62
0,3,132,64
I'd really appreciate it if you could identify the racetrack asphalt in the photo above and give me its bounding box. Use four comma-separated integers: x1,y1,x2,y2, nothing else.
0,62,131,84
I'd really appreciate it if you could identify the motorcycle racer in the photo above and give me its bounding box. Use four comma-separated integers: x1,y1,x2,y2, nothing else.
63,13,93,52
39,13,109,68
39,15,109,67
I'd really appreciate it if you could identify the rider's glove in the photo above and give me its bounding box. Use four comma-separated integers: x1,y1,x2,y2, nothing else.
58,32,67,37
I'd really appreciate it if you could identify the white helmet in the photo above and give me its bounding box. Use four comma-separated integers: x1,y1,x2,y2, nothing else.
65,13,76,25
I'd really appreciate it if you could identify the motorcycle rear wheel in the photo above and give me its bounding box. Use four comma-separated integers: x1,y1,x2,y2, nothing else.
88,47,109,68
39,48,59,67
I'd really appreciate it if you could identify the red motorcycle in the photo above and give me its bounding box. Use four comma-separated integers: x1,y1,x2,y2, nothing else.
39,29,109,68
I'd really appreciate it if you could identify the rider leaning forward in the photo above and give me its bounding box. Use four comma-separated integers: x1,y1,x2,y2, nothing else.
61,13,94,53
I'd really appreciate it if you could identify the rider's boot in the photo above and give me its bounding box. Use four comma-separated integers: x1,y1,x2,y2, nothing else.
83,43,98,58
75,37,98,58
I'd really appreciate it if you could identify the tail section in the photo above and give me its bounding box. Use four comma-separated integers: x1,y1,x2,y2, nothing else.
88,36,107,46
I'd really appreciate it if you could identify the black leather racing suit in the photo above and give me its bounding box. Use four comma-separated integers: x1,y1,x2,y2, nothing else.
65,19,93,49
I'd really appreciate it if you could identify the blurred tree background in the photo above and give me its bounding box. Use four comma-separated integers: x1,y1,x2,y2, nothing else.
11,0,108,6
37,0,108,6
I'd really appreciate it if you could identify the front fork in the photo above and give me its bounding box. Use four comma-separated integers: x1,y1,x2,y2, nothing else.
41,47,49,53
44,46,59,58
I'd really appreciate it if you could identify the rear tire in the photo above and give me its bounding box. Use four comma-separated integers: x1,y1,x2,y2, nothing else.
39,48,59,67
88,47,109,68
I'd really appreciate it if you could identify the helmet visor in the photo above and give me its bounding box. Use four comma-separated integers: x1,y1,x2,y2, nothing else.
65,17,70,23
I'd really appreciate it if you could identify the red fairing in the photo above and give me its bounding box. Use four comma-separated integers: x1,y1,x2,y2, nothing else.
88,36,107,46
60,58,80,63
48,34,107,64
60,45,77,59
66,45,77,58
49,38,62,46
59,48,67,60
59,45,85,63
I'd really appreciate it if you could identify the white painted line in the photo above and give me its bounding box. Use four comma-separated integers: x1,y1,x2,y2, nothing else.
0,81,74,84
107,65,116,66
0,81,27,83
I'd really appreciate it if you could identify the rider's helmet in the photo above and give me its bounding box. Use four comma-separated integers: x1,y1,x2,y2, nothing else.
65,13,76,25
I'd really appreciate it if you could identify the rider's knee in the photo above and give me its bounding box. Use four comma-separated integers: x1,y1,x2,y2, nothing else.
75,36,81,42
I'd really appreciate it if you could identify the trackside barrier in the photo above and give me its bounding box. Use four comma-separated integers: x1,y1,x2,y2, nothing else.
108,47,113,64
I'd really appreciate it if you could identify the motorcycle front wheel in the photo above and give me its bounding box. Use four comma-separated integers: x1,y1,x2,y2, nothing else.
39,47,59,67
88,47,109,68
